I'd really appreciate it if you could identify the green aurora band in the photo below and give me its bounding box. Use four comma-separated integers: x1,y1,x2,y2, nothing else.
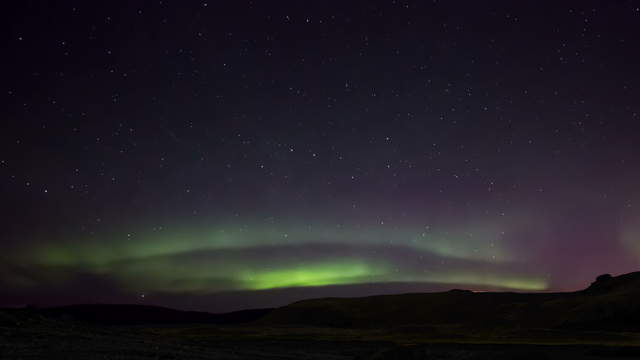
10,220,548,294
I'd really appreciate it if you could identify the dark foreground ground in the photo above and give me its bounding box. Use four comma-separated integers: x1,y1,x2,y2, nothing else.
3,312,640,360
7,272,640,358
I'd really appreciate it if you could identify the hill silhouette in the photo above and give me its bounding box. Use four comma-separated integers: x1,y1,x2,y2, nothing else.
35,304,272,325
259,272,640,332
5,271,640,333
6,272,640,358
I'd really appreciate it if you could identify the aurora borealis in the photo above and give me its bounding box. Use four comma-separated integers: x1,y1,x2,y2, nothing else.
3,1,640,312
11,220,546,295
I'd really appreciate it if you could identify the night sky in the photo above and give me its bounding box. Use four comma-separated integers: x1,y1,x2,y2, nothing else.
3,1,640,312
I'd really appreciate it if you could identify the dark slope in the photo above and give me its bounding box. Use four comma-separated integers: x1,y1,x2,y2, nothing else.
37,304,273,325
259,272,640,331
560,272,640,330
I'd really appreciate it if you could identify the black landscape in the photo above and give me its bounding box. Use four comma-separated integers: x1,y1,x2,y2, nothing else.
4,272,640,359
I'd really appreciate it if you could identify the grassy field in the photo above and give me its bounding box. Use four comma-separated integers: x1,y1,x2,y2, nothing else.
4,310,640,360
147,323,640,347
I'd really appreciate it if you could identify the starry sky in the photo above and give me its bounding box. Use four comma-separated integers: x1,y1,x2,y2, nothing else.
3,1,640,312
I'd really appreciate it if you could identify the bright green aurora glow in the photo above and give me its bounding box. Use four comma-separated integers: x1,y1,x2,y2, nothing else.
239,261,384,290
9,219,547,294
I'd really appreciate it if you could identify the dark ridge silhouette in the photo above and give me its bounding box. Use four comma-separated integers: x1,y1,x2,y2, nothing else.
258,272,640,331
37,304,273,325
6,272,640,359
6,271,640,333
